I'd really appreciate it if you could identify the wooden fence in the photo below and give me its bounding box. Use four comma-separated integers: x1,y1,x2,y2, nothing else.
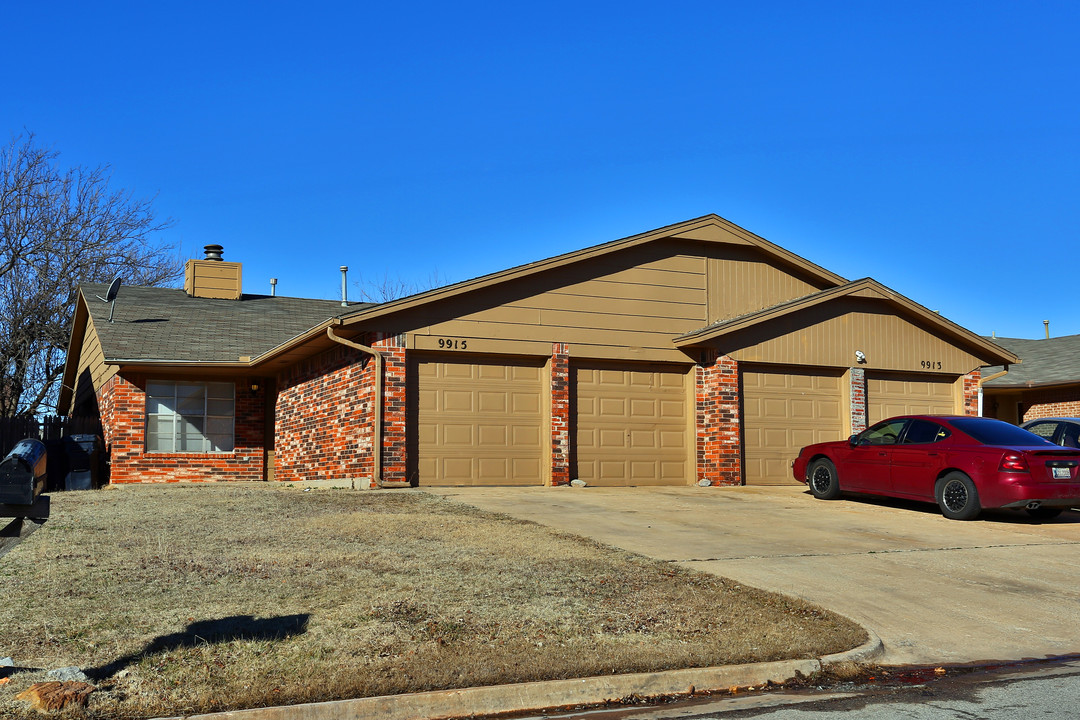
0,416,103,458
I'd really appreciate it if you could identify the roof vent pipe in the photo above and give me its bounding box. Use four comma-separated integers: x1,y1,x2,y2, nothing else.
203,244,224,261
1044,320,1050,339
270,278,277,297
340,266,349,307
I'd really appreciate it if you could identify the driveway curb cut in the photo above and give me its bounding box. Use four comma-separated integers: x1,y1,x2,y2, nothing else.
156,650,881,720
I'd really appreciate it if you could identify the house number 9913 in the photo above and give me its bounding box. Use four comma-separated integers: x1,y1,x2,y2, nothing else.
920,360,942,370
438,338,468,350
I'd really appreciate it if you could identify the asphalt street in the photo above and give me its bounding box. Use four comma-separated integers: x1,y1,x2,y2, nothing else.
520,658,1080,719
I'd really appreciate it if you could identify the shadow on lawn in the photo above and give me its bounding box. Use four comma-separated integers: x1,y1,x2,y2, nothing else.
85,613,310,680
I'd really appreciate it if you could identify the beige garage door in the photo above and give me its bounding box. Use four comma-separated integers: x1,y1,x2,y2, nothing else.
743,368,845,486
867,373,956,424
415,356,545,486
573,364,690,486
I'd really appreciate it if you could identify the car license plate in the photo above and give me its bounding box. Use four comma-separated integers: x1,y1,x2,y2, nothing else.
1052,467,1071,479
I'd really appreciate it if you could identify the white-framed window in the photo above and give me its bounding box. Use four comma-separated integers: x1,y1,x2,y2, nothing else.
146,380,235,452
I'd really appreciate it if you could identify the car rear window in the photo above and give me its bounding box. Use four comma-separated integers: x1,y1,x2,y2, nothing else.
950,417,1056,446
903,419,949,444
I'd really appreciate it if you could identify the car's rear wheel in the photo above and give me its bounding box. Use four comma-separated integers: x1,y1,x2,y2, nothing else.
936,472,980,520
1024,506,1063,520
808,458,841,500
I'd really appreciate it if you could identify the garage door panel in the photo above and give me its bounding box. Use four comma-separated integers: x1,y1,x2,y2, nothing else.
660,430,684,448
415,356,545,486
743,368,845,486
868,374,955,424
443,390,474,412
599,428,627,447
512,393,540,414
442,424,474,445
574,363,689,486
477,424,507,446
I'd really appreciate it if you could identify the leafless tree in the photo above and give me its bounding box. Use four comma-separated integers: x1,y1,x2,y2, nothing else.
353,269,450,303
0,133,181,417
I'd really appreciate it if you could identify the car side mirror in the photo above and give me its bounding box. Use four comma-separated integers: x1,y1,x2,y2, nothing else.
849,434,859,447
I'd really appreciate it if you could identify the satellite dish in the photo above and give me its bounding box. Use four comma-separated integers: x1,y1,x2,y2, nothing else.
95,276,123,322
104,276,122,302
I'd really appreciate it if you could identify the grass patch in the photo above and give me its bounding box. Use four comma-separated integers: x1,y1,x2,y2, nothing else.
0,485,865,718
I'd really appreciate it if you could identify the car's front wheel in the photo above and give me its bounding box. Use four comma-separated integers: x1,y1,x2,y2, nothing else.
807,458,841,500
936,472,981,520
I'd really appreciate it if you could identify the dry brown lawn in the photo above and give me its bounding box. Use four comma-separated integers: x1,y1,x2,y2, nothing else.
0,485,865,718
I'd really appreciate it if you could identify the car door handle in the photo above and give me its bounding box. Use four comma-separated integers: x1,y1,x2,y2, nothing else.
926,452,939,456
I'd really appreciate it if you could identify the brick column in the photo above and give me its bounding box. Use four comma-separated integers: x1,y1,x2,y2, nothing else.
696,352,741,486
374,333,409,486
962,369,980,417
98,374,144,484
550,342,570,486
849,367,867,433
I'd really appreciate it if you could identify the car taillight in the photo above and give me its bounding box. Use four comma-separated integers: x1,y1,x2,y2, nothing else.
999,453,1030,473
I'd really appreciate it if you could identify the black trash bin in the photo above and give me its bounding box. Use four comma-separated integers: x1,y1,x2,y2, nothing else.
64,434,102,491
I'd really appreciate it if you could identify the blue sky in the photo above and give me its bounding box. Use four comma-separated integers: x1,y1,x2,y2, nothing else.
6,1,1078,339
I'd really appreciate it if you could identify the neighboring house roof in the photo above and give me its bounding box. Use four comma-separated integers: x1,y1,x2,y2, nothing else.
80,283,366,362
672,277,1018,366
982,334,1080,388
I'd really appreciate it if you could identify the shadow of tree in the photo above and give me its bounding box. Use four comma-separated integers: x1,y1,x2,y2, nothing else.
84,613,310,680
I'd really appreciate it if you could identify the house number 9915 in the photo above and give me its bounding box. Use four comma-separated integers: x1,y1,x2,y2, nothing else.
920,360,942,370
438,338,468,350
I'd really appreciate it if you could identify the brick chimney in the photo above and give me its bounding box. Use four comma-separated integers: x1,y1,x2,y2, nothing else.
184,245,242,300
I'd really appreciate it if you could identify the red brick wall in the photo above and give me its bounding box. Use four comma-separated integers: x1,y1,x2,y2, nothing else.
1020,385,1080,422
376,335,408,486
274,333,408,487
275,345,373,484
963,370,980,417
696,352,741,486
99,374,266,483
550,342,570,486
849,367,867,433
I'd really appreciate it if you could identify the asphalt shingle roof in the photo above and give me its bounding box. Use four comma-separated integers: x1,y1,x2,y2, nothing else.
982,334,1080,387
82,283,372,362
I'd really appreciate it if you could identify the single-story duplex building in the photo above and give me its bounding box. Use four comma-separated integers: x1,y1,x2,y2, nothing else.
59,215,1016,488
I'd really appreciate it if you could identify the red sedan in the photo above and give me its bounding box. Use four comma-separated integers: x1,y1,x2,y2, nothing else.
792,415,1080,520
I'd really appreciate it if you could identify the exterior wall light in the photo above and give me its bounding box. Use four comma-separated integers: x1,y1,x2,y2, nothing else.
855,350,866,364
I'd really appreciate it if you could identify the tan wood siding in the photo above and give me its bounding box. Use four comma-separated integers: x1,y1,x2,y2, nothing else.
743,368,846,486
725,299,984,375
572,363,691,486
867,373,957,424
385,240,840,364
414,356,545,486
72,316,118,413
413,249,708,362
707,245,825,323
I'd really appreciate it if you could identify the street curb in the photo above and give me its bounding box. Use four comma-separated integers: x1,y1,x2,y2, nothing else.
155,654,852,720
820,627,885,665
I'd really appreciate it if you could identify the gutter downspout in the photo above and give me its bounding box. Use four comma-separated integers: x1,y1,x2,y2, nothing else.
327,325,383,487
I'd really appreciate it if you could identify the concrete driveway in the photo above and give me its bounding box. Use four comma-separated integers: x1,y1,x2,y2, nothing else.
425,485,1080,666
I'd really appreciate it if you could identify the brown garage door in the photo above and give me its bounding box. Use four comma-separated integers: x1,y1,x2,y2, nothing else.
742,368,845,486
867,373,956,424
573,363,690,486
415,356,545,486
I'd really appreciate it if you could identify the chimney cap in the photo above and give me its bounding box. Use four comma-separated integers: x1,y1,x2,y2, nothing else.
203,244,225,261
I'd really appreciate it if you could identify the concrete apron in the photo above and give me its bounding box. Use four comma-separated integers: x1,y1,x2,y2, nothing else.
426,485,1080,666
